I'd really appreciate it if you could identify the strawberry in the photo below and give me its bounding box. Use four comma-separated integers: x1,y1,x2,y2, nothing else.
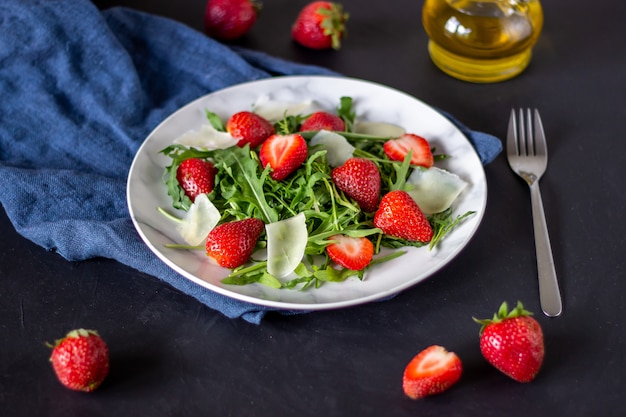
383,133,434,168
326,234,374,270
259,133,308,181
48,329,109,392
374,190,433,242
176,158,218,202
226,111,275,148
300,111,345,132
204,0,260,41
291,1,349,50
206,218,264,268
473,301,544,383
331,157,380,212
402,345,463,400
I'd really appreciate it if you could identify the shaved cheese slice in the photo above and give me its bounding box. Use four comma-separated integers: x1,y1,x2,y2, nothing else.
266,212,308,279
354,121,405,138
309,130,355,167
173,124,238,150
177,194,221,246
252,95,320,122
405,167,468,214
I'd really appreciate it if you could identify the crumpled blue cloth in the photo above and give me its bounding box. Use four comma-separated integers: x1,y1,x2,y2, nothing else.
0,0,502,324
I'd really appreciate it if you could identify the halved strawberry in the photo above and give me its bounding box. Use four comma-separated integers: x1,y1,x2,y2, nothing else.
259,133,308,181
205,218,264,268
326,234,374,270
383,133,434,168
402,345,463,400
176,158,218,202
331,157,380,212
374,190,433,242
226,111,275,148
300,111,345,132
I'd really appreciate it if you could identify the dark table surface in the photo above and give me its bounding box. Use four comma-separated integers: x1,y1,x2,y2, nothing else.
2,1,625,416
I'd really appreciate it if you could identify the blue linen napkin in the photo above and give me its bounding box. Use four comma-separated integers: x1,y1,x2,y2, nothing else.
0,0,502,324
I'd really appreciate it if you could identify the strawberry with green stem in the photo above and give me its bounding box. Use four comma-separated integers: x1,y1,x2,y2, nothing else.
291,1,349,50
473,301,545,382
48,329,109,392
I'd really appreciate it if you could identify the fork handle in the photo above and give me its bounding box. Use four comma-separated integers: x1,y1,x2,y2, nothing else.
529,182,563,317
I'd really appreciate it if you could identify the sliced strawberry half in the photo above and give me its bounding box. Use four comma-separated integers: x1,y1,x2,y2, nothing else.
326,234,374,271
259,133,308,181
226,111,275,148
402,345,463,400
331,157,380,212
205,218,264,268
300,111,345,132
176,158,218,202
383,133,434,168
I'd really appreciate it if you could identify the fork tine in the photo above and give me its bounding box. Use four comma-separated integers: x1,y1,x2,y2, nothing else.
525,108,534,155
518,108,527,156
533,109,547,157
507,108,518,156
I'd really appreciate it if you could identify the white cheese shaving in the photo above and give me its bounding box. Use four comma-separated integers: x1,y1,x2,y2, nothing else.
405,167,468,214
354,121,405,138
309,130,355,167
177,194,221,246
173,124,238,150
252,95,320,122
266,212,308,279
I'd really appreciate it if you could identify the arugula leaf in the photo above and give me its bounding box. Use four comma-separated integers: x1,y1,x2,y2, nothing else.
205,110,226,131
428,209,476,250
390,151,413,191
211,145,279,224
337,96,355,131
274,114,306,134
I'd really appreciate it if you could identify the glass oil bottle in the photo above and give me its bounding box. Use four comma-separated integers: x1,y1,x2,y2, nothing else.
422,0,543,82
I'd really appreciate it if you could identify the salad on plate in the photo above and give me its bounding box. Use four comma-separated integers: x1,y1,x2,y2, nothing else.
156,95,473,291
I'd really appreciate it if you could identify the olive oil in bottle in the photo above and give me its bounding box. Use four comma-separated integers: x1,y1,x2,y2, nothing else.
422,0,543,83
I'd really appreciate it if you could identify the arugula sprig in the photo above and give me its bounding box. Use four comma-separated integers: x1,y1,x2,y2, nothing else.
428,208,476,250
337,96,356,131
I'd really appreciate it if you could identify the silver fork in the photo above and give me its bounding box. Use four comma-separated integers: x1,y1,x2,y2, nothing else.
507,108,562,317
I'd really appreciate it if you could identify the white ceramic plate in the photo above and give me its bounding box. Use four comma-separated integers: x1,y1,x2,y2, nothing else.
127,75,487,310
